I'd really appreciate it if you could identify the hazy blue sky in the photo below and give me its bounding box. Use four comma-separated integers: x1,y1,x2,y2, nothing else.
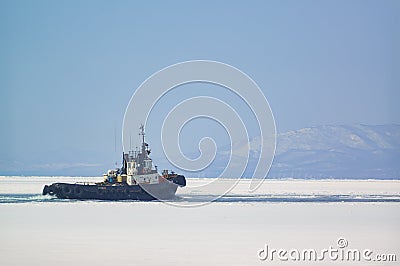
1,0,399,175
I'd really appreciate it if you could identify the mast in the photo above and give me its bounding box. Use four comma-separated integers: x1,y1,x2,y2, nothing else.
139,124,146,155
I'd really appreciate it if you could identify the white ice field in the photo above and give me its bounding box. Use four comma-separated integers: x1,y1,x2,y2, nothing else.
1,176,399,266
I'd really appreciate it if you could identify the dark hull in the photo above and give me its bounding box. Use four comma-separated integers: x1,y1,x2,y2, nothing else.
43,181,179,201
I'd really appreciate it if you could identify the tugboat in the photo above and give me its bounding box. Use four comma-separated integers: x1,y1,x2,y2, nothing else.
42,125,186,200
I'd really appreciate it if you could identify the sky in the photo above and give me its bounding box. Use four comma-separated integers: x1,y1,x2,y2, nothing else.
0,0,399,175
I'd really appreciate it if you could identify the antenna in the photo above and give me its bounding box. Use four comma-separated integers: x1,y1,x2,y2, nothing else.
114,127,117,153
140,123,145,145
114,127,117,167
139,123,147,155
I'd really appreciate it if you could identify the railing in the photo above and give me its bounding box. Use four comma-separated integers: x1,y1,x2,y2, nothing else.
74,182,98,185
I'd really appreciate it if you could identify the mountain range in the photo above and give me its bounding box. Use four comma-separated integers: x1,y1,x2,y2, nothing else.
269,124,400,179
1,124,399,179
178,124,400,179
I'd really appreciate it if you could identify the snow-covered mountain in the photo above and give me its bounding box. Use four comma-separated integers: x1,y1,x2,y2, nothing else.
179,124,400,179
269,124,400,179
2,124,399,179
